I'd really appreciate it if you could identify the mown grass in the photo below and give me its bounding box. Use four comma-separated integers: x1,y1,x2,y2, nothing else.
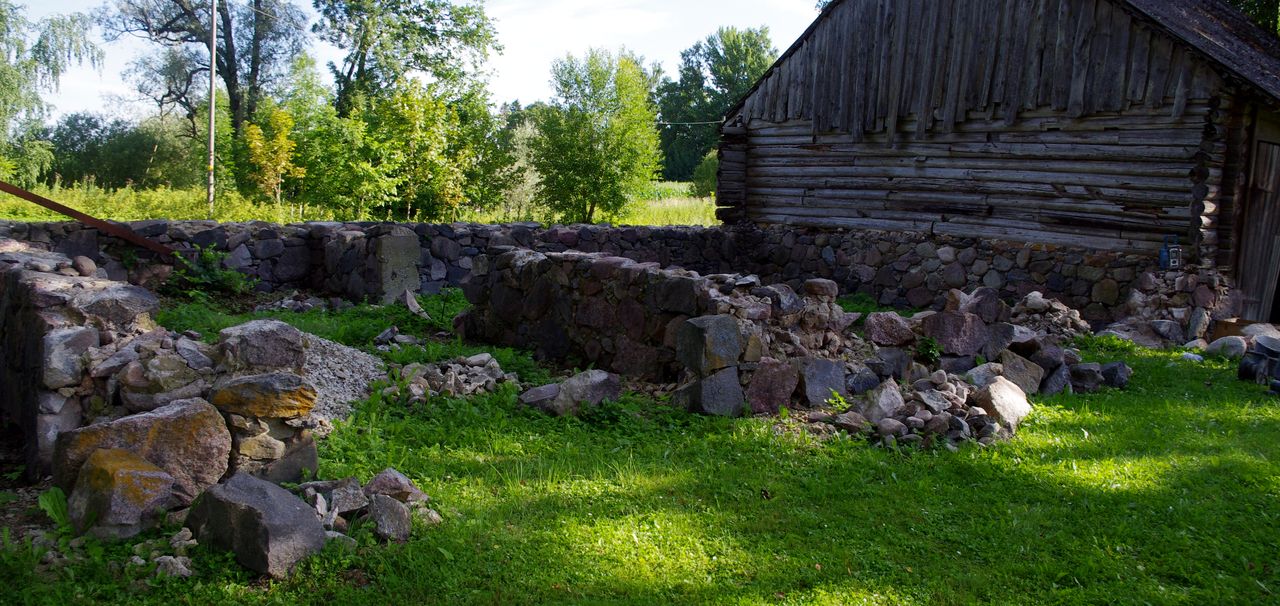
4,296,1278,605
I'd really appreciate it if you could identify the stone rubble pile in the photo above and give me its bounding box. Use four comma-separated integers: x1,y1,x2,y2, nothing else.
801,373,1030,448
384,352,519,403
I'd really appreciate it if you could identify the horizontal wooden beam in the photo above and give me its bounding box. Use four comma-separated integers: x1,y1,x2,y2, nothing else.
0,180,174,258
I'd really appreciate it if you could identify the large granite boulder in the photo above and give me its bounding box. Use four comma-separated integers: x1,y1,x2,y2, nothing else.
975,377,1032,434
187,473,328,578
67,448,176,540
921,311,990,356
54,398,231,505
676,315,743,376
675,367,745,417
864,312,915,346
745,359,799,415
210,373,317,419
218,320,306,372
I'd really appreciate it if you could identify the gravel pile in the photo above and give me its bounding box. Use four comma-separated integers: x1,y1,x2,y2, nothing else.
302,335,385,422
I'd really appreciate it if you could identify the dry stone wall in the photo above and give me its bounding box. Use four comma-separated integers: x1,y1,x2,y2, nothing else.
0,219,1235,333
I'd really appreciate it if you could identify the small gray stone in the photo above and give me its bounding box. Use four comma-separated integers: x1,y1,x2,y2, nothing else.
859,379,905,424
998,350,1045,395
1205,336,1248,360
676,367,746,417
1040,364,1072,396
368,494,412,542
875,418,908,438
518,384,561,409
864,312,916,346
1101,362,1133,389
43,327,99,389
831,411,869,433
71,256,97,277
792,358,847,406
975,377,1032,434
543,370,621,416
218,320,306,372
845,363,882,395
364,468,429,503
1069,363,1105,393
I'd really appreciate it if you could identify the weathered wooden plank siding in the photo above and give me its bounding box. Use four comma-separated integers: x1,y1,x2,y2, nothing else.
717,0,1232,253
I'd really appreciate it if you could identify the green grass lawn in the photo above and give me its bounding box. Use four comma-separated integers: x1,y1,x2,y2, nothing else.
4,294,1278,605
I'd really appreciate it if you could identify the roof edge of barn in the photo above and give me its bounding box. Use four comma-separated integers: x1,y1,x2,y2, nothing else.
722,0,1280,126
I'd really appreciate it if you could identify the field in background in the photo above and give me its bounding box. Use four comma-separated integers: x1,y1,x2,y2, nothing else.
0,182,718,227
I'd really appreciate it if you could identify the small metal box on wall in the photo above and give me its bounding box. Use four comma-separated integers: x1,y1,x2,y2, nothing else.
1160,236,1184,271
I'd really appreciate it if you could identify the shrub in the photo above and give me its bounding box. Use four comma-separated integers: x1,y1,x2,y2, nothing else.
690,151,718,199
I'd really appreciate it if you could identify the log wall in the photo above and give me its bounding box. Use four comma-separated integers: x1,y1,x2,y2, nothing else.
717,0,1237,255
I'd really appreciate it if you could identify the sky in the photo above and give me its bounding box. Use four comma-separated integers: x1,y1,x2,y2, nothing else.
25,0,821,119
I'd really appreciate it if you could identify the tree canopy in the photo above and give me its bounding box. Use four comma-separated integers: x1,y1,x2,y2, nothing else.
656,26,776,181
531,49,661,224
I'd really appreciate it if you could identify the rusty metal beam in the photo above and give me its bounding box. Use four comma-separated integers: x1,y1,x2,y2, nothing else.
0,180,174,257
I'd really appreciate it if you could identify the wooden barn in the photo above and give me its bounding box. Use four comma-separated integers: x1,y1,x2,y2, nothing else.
716,0,1280,322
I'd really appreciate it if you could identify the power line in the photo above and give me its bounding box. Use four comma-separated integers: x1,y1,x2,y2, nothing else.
657,120,722,126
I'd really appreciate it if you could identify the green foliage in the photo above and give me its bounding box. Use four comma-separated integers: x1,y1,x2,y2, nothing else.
313,0,497,114
162,246,256,302
0,1,100,170
914,336,942,365
37,487,71,532
1227,0,1280,33
244,104,305,207
0,182,292,223
1074,333,1141,355
689,151,718,198
44,113,202,189
531,48,662,224
825,389,853,413
656,26,776,180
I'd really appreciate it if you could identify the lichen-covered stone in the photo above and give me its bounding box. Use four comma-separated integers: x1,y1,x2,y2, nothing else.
54,398,231,505
68,448,175,539
210,373,317,419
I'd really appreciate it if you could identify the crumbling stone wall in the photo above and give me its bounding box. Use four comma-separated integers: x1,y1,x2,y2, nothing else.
0,239,159,475
0,220,1235,332
0,238,377,485
456,248,866,410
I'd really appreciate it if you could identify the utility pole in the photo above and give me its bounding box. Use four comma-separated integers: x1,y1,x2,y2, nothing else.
207,0,217,218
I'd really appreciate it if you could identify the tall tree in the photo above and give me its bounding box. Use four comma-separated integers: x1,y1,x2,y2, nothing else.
656,27,775,181
0,1,100,181
101,0,307,134
244,103,304,206
532,48,661,224
311,0,497,115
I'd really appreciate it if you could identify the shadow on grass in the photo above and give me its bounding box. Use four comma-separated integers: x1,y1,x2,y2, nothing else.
5,347,1278,605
